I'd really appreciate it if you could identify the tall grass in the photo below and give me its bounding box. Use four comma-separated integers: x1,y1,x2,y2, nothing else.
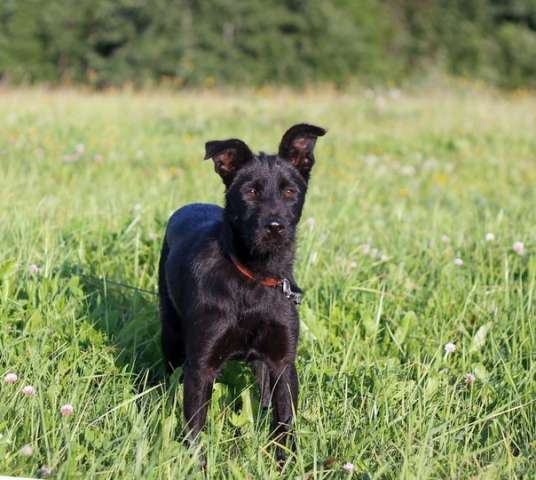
1,86,535,478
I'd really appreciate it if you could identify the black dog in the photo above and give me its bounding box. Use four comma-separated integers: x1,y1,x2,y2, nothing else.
158,123,326,462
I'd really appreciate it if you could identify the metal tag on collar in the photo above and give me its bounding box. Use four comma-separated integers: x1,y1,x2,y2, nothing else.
282,278,301,305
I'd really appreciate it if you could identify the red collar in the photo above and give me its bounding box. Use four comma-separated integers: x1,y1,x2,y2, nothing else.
229,254,282,287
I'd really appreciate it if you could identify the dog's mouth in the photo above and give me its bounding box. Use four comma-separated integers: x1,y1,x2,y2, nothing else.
251,228,293,255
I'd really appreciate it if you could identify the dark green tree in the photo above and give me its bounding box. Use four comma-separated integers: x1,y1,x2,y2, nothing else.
0,0,535,88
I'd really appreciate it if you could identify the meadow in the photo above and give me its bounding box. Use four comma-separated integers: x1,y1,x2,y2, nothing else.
1,85,535,479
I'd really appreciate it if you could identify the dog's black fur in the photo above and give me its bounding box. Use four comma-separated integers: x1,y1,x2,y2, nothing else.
158,123,326,461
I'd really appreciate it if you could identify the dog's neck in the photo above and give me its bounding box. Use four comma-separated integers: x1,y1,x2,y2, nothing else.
219,219,295,280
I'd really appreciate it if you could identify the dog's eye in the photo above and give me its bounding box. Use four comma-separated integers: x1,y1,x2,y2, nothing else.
246,188,257,198
283,188,297,198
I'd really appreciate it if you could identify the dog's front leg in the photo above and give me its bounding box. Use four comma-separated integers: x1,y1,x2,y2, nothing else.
269,361,298,464
183,361,215,444
253,361,271,409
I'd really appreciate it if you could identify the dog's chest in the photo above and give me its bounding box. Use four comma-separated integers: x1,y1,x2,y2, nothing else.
228,287,297,362
237,283,294,323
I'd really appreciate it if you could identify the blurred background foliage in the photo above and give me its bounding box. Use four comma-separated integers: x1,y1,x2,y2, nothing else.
0,0,535,89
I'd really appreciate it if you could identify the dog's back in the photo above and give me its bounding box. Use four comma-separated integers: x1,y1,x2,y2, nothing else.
165,203,222,250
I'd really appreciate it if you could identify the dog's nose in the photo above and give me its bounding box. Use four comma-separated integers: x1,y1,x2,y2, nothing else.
265,221,285,234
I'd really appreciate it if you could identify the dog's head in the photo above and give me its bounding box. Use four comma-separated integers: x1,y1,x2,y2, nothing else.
204,124,326,256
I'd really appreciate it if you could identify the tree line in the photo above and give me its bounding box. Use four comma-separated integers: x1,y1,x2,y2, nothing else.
1,0,535,88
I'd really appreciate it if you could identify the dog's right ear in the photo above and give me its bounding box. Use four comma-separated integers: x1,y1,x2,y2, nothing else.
204,139,254,187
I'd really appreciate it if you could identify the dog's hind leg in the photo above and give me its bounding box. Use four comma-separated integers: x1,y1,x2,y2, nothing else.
161,317,185,375
253,361,271,409
159,240,185,374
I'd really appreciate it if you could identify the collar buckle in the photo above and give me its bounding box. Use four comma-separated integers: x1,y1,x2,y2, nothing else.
282,278,301,305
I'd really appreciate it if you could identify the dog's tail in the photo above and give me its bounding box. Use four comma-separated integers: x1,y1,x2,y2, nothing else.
158,238,185,373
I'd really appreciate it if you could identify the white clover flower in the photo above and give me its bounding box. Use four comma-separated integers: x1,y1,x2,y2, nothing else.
22,385,36,396
441,235,450,243
60,404,74,417
39,465,52,478
342,462,355,473
4,373,18,384
444,342,457,354
29,264,40,274
19,444,33,456
465,372,476,384
512,241,525,255
485,233,495,242
454,258,464,266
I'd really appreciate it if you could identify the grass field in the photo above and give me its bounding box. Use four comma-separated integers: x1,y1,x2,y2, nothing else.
1,85,535,479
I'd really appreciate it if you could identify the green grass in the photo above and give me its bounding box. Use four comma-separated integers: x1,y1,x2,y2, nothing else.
1,85,535,479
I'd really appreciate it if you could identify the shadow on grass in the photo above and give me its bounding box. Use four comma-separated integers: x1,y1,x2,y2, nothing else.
69,267,165,385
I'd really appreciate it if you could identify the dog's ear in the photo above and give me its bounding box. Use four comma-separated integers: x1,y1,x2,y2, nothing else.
204,139,254,187
278,123,326,181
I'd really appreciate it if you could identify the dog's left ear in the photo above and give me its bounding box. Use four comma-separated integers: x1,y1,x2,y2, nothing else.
278,123,326,181
204,138,254,187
